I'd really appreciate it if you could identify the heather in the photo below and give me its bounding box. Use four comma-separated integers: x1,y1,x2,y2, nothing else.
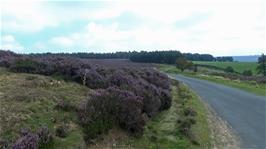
0,50,172,146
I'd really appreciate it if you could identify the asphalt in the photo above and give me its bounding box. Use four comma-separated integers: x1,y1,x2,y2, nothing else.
174,74,266,149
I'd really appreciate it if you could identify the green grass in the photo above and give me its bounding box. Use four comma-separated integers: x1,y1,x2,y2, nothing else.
193,61,258,74
0,68,88,148
190,74,266,96
117,82,211,149
157,64,266,96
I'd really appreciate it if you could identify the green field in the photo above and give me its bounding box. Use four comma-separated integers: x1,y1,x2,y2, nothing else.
158,64,266,96
193,61,258,74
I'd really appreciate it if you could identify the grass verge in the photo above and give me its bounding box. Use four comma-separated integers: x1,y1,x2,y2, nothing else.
115,81,211,149
158,64,266,96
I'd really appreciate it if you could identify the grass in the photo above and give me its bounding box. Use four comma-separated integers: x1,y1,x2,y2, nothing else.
117,81,212,149
0,67,88,148
189,74,266,96
0,67,212,148
193,61,258,74
158,64,266,96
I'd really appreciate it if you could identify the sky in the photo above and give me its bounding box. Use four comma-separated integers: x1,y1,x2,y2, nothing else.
0,0,265,56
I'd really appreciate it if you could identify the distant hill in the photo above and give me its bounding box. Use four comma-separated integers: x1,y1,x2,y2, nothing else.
233,55,259,62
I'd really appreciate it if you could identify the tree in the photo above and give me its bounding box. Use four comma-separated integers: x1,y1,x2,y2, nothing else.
224,66,234,73
257,54,266,76
176,57,193,72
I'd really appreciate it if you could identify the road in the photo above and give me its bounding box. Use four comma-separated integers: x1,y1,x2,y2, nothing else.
174,75,266,149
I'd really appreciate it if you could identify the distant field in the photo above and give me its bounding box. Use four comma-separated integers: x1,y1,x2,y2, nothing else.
193,61,258,74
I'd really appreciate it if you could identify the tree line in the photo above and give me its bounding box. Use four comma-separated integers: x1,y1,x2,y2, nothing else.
29,51,233,63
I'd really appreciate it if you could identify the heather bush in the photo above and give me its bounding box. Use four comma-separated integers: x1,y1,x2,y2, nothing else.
0,138,8,149
82,69,108,89
36,126,53,145
1,51,173,142
77,87,144,141
11,127,53,149
9,59,44,73
139,84,161,117
55,100,75,111
12,133,38,149
159,89,172,111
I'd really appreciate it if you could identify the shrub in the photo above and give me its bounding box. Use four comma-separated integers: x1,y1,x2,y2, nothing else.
55,100,75,111
242,70,253,76
55,125,67,138
36,126,53,145
224,66,234,73
159,89,172,111
12,127,53,149
9,59,48,74
12,133,38,149
1,52,173,142
77,87,144,141
0,138,8,149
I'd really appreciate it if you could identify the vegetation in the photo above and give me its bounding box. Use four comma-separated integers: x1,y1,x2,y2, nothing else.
30,51,132,59
30,51,218,63
117,82,211,149
183,53,215,61
215,56,233,62
0,66,212,148
242,70,253,76
190,74,266,96
193,61,258,74
0,68,88,148
2,50,235,66
130,51,183,64
0,50,172,148
158,64,266,96
257,54,266,76
176,57,193,72
224,66,234,73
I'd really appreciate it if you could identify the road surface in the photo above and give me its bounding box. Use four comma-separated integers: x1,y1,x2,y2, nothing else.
174,75,266,149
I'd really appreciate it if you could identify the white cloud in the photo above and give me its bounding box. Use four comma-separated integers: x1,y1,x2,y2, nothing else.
2,35,15,43
1,0,265,55
1,35,24,52
50,36,74,47
1,1,58,33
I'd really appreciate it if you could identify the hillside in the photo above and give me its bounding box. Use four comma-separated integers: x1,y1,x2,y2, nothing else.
0,68,216,149
0,68,88,148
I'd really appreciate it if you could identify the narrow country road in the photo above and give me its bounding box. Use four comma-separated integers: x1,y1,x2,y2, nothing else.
174,75,266,149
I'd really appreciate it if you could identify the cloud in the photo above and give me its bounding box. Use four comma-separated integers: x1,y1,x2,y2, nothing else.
1,1,58,33
50,36,74,47
1,35,24,52
1,0,265,55
2,35,15,43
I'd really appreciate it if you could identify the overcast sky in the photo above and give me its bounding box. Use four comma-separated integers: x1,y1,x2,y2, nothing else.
0,0,265,56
